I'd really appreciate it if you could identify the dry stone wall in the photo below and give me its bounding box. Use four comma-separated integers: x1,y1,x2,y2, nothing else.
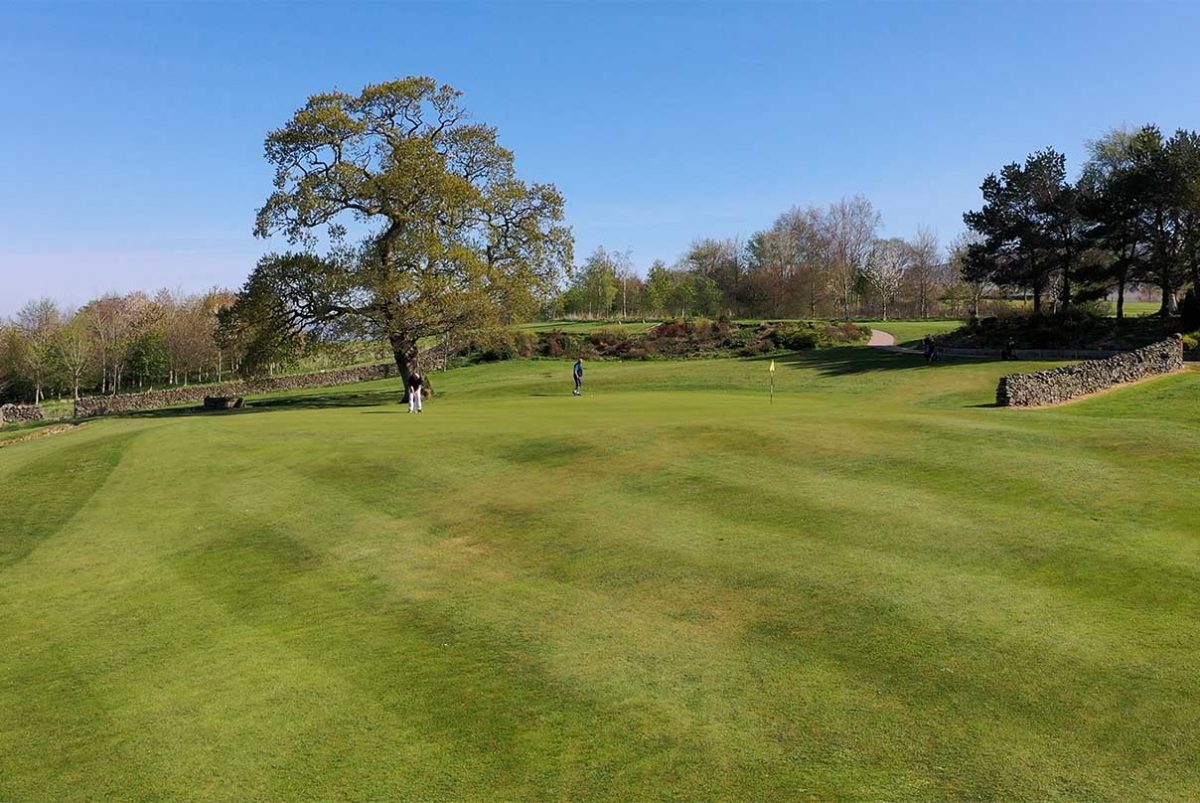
75,363,396,417
997,336,1184,407
0,404,45,425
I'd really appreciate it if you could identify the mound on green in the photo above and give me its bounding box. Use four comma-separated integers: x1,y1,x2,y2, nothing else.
2,348,1198,800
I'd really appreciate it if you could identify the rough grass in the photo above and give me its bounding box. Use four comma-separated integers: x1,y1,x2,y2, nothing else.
1112,300,1164,317
2,348,1199,800
0,417,75,442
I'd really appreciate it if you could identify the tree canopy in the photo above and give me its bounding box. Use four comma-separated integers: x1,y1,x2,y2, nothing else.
224,76,573,385
964,126,1200,317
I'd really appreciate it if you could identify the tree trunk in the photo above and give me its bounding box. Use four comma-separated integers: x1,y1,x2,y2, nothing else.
1155,211,1177,317
1160,282,1177,316
1116,273,1126,320
390,334,418,402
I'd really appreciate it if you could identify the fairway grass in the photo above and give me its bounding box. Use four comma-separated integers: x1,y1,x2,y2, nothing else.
3,348,1200,800
861,319,964,347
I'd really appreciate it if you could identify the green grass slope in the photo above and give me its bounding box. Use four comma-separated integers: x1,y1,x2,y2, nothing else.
861,319,964,347
2,348,1199,800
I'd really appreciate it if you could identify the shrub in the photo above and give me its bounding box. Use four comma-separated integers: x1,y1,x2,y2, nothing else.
938,309,1178,350
448,329,524,364
540,330,567,357
651,320,689,339
515,330,539,358
454,319,869,365
779,330,818,350
590,326,632,350
837,322,869,342
739,339,774,356
721,326,753,349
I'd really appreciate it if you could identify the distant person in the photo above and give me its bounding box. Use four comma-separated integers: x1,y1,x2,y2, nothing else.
923,336,935,364
572,357,584,396
1002,338,1018,360
407,370,425,413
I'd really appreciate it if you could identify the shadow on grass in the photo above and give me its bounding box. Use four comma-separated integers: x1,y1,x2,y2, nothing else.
746,347,928,376
751,346,1011,376
118,389,404,420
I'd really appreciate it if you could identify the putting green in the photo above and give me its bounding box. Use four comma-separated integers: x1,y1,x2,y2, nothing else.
2,348,1199,800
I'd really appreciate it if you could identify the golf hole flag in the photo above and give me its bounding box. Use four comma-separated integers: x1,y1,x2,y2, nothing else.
769,359,775,404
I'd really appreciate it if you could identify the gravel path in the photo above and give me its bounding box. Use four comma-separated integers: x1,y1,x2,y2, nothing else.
868,329,896,347
868,328,925,356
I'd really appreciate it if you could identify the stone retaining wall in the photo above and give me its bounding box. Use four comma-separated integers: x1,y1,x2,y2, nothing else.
75,363,397,417
943,347,1200,361
0,404,45,425
939,347,1124,360
997,336,1184,407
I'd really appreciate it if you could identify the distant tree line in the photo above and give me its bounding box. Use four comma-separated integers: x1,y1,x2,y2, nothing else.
962,125,1200,321
10,111,1198,406
0,290,238,404
550,197,979,321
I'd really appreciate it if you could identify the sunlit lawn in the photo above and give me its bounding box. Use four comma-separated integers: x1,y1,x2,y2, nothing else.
2,348,1199,800
862,319,964,347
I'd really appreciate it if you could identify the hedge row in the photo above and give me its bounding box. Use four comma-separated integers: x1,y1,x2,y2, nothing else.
452,319,870,365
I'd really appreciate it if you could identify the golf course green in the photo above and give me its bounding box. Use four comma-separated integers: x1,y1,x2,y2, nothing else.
2,345,1199,800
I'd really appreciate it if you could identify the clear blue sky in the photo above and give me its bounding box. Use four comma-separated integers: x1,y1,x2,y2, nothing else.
2,1,1199,316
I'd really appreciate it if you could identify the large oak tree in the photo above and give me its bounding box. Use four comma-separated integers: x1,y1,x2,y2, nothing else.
224,77,573,391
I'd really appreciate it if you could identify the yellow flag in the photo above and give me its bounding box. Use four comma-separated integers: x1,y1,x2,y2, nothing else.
769,359,775,373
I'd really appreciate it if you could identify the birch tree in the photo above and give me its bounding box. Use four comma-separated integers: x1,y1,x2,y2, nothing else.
863,238,911,321
826,196,881,319
16,298,60,404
